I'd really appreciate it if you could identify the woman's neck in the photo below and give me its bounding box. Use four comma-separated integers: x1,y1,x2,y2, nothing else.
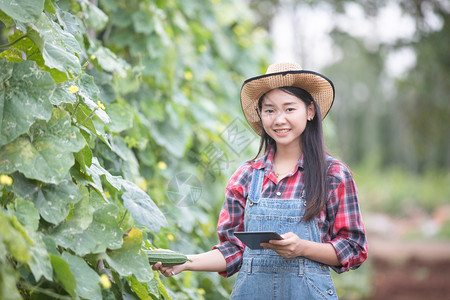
273,143,302,175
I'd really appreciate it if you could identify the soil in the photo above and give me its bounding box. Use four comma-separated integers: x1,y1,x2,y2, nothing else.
364,211,450,300
370,257,450,300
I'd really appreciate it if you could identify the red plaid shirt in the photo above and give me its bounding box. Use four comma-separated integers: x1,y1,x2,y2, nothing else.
213,146,368,277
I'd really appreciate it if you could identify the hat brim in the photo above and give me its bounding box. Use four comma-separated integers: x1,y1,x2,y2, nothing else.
240,70,335,135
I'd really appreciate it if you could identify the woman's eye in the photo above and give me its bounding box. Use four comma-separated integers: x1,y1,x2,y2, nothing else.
286,108,295,112
265,110,274,114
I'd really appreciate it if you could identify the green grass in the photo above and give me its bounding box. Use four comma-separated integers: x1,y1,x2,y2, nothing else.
353,162,450,216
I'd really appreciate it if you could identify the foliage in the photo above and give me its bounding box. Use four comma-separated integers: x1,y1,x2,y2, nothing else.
0,0,269,299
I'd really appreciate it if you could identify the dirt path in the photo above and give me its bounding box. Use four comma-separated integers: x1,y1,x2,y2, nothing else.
364,211,450,300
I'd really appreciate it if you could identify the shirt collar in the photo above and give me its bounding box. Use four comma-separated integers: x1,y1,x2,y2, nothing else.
251,145,305,172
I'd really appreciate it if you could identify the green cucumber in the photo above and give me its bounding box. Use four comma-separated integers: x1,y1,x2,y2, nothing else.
146,250,190,266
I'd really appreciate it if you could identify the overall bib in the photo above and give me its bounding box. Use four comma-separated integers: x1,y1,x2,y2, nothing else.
230,169,338,300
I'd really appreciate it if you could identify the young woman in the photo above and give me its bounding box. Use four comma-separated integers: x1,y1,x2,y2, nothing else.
152,62,368,299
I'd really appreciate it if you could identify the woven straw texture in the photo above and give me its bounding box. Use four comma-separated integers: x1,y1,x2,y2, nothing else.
240,63,334,135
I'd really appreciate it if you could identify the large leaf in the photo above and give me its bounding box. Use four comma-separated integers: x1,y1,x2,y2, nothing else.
62,252,102,300
0,263,22,300
13,173,82,225
103,228,153,282
27,230,53,281
84,157,167,231
0,0,44,23
28,13,82,78
13,197,40,231
51,203,123,256
0,59,55,147
50,254,77,297
84,1,108,31
50,81,78,105
121,180,168,232
106,102,134,133
149,119,188,158
0,212,31,263
0,109,85,184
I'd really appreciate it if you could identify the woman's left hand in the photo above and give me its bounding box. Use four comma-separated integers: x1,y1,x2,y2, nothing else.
260,232,306,258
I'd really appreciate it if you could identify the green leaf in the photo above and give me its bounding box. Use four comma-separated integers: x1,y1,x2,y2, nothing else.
0,109,85,184
78,74,111,124
85,157,123,192
50,254,77,297
85,156,167,232
103,228,153,282
0,0,45,23
62,252,102,300
0,263,22,300
74,144,93,172
106,102,134,133
0,59,55,147
51,202,123,256
0,211,31,263
150,119,188,158
13,173,82,225
27,230,53,281
13,197,40,231
50,82,78,105
84,1,108,30
128,275,154,300
92,46,129,77
121,180,168,232
28,13,82,78
44,0,55,14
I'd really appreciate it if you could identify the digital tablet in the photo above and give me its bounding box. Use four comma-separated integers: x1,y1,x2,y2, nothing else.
234,231,283,249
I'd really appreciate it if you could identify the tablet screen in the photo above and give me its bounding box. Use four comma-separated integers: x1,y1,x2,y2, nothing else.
234,231,283,249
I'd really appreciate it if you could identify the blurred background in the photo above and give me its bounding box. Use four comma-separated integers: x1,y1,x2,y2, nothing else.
1,0,449,299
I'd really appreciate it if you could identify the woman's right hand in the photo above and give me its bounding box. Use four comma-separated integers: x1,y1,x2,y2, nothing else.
151,259,189,277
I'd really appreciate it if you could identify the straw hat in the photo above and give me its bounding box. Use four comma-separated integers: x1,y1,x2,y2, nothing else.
240,62,335,135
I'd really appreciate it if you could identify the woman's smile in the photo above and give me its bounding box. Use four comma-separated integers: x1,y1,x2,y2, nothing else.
260,89,314,148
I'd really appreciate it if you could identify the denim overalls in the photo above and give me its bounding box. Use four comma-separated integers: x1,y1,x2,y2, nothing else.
230,168,338,299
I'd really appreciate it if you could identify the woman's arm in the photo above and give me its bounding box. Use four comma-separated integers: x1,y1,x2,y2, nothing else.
261,232,340,266
152,249,227,277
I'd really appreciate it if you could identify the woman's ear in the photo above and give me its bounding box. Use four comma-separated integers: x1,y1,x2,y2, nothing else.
307,103,316,121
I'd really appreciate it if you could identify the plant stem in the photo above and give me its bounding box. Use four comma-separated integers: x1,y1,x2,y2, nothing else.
79,111,95,125
0,35,28,50
18,281,73,300
119,210,129,228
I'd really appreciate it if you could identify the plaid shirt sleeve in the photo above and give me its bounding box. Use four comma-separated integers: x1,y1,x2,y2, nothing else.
212,162,253,277
320,159,368,274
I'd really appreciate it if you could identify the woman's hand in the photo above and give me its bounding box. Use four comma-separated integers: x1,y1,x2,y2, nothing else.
261,232,341,266
151,260,188,277
260,232,305,258
149,248,189,277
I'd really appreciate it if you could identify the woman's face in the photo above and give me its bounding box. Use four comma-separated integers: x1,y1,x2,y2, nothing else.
260,89,315,149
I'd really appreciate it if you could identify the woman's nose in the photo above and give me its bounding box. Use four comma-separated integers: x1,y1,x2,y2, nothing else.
274,111,287,123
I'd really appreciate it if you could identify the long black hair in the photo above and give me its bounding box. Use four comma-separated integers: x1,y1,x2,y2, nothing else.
253,86,328,221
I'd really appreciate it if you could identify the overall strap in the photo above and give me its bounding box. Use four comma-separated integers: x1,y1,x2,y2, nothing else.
247,169,264,205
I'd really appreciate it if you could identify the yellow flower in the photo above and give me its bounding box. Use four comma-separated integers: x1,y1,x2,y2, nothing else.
198,288,206,295
99,274,111,289
97,101,106,110
233,25,246,36
104,191,111,198
68,85,79,94
136,177,147,191
184,70,193,81
157,161,167,170
167,234,175,241
90,54,96,60
0,174,13,186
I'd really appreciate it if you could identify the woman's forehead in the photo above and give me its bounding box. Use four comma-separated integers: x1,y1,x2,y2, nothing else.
262,90,302,106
